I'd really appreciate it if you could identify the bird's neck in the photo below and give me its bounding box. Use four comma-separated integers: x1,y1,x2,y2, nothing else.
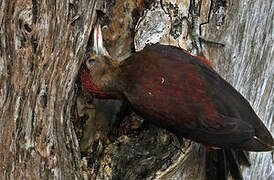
81,65,123,100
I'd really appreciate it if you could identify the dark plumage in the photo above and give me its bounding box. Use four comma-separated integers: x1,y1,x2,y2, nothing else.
80,18,274,180
81,44,274,152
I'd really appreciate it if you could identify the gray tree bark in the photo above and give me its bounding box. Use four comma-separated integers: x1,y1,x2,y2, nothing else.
0,0,273,180
0,0,97,179
203,1,274,179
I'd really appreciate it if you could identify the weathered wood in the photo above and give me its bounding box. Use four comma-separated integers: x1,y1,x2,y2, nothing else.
0,0,97,179
1,0,273,179
204,1,274,179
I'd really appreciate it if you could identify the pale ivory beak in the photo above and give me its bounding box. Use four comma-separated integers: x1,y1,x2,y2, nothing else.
93,17,110,56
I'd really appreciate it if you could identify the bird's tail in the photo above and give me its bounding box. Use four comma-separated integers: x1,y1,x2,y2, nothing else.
205,149,250,180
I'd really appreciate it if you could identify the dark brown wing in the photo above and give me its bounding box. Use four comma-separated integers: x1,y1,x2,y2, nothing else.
197,57,274,150
120,44,274,151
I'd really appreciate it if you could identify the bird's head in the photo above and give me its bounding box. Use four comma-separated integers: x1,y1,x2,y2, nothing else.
81,14,121,99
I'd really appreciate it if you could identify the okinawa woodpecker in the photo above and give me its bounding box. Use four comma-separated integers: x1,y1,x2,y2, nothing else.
81,19,274,153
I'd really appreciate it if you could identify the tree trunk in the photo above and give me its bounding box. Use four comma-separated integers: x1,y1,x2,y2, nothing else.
0,0,97,178
0,0,273,180
203,1,274,179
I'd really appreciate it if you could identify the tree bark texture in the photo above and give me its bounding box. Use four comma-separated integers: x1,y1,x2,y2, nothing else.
203,1,274,179
0,0,273,180
0,0,97,179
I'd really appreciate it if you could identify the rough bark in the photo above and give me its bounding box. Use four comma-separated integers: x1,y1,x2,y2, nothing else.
0,0,97,179
0,0,273,180
204,1,274,179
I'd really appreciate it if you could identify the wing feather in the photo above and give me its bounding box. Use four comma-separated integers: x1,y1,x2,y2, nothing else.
120,44,272,150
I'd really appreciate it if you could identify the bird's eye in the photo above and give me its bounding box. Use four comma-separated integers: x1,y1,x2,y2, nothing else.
85,58,96,69
88,59,95,64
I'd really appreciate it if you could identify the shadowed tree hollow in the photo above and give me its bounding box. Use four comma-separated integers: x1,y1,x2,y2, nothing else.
0,0,273,179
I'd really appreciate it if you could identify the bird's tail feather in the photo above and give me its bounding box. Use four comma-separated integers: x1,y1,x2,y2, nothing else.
205,149,250,180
